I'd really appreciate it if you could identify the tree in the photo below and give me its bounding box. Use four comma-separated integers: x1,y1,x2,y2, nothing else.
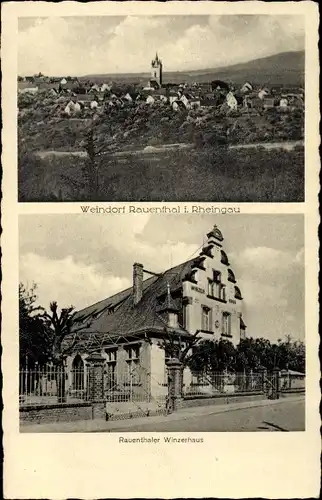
187,339,236,373
19,283,52,368
275,336,305,373
43,301,82,402
44,302,76,366
157,326,201,366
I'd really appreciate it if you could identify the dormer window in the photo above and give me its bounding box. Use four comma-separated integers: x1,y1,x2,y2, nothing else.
234,286,243,300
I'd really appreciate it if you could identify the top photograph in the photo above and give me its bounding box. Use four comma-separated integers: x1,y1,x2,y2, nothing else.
18,15,305,203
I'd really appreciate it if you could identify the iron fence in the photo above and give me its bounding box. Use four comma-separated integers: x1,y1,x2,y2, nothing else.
183,371,264,397
104,365,167,403
280,373,305,391
20,363,302,410
19,364,89,407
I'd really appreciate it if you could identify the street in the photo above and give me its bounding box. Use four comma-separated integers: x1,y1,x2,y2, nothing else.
106,399,305,432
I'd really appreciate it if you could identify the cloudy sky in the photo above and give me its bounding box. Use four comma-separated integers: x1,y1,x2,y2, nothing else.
19,213,304,343
18,15,304,76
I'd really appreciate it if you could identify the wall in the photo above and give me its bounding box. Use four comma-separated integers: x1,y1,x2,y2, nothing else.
20,402,94,425
182,236,244,345
150,340,168,400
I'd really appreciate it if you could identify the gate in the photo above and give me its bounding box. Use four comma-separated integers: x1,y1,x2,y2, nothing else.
103,362,168,420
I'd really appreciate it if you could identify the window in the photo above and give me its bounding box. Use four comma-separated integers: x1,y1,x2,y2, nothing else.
125,346,141,385
105,349,117,390
72,355,84,394
178,304,188,329
106,350,117,363
201,306,212,332
208,271,226,301
222,312,231,336
240,316,246,340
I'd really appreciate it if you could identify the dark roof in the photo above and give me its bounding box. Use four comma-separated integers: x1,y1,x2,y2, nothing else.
71,259,197,340
61,81,79,89
38,82,60,90
18,82,38,90
75,94,93,101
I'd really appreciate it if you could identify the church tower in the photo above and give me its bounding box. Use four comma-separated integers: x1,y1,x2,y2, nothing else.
150,52,163,88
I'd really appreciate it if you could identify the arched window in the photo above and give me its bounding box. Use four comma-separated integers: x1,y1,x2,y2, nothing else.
72,354,84,395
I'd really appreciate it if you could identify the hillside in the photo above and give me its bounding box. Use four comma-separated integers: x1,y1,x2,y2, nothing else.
81,51,304,86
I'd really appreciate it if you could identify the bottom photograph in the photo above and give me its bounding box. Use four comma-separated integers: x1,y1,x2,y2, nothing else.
19,213,305,432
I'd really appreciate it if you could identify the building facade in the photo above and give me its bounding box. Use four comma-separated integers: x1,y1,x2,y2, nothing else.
64,226,246,400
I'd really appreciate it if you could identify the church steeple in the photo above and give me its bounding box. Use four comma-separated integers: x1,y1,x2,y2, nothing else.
150,52,163,88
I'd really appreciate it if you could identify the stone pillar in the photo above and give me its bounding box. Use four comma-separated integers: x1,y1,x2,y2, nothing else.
86,353,106,420
260,368,268,395
166,359,184,413
273,368,281,399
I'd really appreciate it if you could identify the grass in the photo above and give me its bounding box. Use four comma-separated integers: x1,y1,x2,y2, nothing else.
18,146,304,202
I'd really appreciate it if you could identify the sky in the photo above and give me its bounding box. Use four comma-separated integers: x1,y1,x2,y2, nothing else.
19,213,304,343
18,15,305,76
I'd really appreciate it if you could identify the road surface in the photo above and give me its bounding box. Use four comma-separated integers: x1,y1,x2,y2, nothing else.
107,399,305,432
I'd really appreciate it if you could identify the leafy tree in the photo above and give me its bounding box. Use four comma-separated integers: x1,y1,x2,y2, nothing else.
43,301,85,402
19,283,52,368
44,302,76,366
187,339,236,373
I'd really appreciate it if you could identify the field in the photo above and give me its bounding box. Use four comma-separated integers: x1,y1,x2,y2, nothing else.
18,145,304,202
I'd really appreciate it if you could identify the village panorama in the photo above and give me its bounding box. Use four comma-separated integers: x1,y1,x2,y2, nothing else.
18,50,304,203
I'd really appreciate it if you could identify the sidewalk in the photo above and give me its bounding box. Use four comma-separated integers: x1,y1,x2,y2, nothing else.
20,394,304,433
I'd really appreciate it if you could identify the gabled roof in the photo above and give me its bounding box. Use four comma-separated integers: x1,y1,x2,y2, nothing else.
71,259,197,340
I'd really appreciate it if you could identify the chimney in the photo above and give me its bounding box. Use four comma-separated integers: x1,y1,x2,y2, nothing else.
133,263,144,305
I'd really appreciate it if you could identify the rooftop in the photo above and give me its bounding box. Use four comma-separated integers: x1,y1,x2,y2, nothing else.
69,258,197,343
